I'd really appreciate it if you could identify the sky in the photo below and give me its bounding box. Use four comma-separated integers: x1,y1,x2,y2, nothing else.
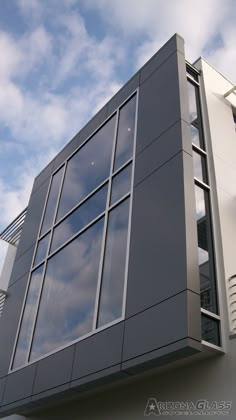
0,0,236,235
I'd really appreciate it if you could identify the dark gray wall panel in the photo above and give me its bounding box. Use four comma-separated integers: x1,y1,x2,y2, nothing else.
0,377,6,405
187,291,201,340
122,338,201,374
33,346,75,395
140,33,184,84
77,105,108,148
71,365,126,393
134,120,192,187
31,160,54,195
52,135,79,172
0,274,28,379
107,73,140,118
8,245,34,287
72,323,124,381
2,364,36,406
15,178,50,260
136,52,182,155
126,153,189,318
123,292,189,362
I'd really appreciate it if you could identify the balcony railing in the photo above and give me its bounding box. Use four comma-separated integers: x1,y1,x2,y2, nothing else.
0,208,27,246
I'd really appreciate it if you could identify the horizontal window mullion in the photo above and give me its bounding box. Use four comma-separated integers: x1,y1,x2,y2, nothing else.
112,158,133,177
194,178,210,191
55,177,109,227
48,211,106,259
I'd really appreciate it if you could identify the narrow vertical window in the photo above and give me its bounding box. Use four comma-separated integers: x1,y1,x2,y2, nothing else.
12,265,44,369
40,167,64,236
97,198,130,328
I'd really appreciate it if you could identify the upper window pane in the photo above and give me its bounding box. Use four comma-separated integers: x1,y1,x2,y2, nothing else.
57,116,116,221
34,233,50,266
12,265,44,369
30,218,105,361
110,163,132,206
97,198,130,328
187,82,198,124
40,167,64,236
114,95,136,171
51,183,108,253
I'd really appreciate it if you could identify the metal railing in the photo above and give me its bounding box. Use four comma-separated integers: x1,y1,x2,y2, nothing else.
0,290,7,318
0,208,27,245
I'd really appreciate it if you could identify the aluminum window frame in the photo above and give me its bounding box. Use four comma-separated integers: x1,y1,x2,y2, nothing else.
9,88,139,372
187,64,222,348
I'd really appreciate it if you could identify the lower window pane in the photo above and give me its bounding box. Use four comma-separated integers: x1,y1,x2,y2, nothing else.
97,198,130,328
201,315,220,346
12,265,44,369
30,218,105,361
194,185,218,313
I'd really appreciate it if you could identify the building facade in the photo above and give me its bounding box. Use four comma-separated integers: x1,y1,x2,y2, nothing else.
0,34,236,419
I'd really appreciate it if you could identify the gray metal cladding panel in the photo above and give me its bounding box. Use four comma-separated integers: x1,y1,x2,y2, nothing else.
126,152,188,318
0,377,6,405
107,73,140,118
0,274,28,379
8,244,34,287
140,33,184,84
52,135,79,172
14,177,50,260
134,120,192,187
187,290,201,341
136,52,182,155
71,365,125,392
122,291,188,362
2,364,36,406
71,322,124,381
77,105,108,147
122,338,201,374
31,160,54,195
33,346,75,395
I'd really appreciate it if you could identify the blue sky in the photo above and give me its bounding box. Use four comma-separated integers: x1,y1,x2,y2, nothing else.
0,0,236,234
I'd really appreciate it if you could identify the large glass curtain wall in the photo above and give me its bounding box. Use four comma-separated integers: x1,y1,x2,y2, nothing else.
11,93,137,370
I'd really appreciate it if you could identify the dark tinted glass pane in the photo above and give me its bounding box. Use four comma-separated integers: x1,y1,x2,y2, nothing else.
201,315,220,346
114,95,136,171
110,163,132,205
191,125,200,148
41,167,63,236
34,233,50,266
51,183,108,253
97,198,130,328
30,218,104,361
193,151,207,183
57,116,116,220
12,265,44,369
195,185,217,313
187,82,198,124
